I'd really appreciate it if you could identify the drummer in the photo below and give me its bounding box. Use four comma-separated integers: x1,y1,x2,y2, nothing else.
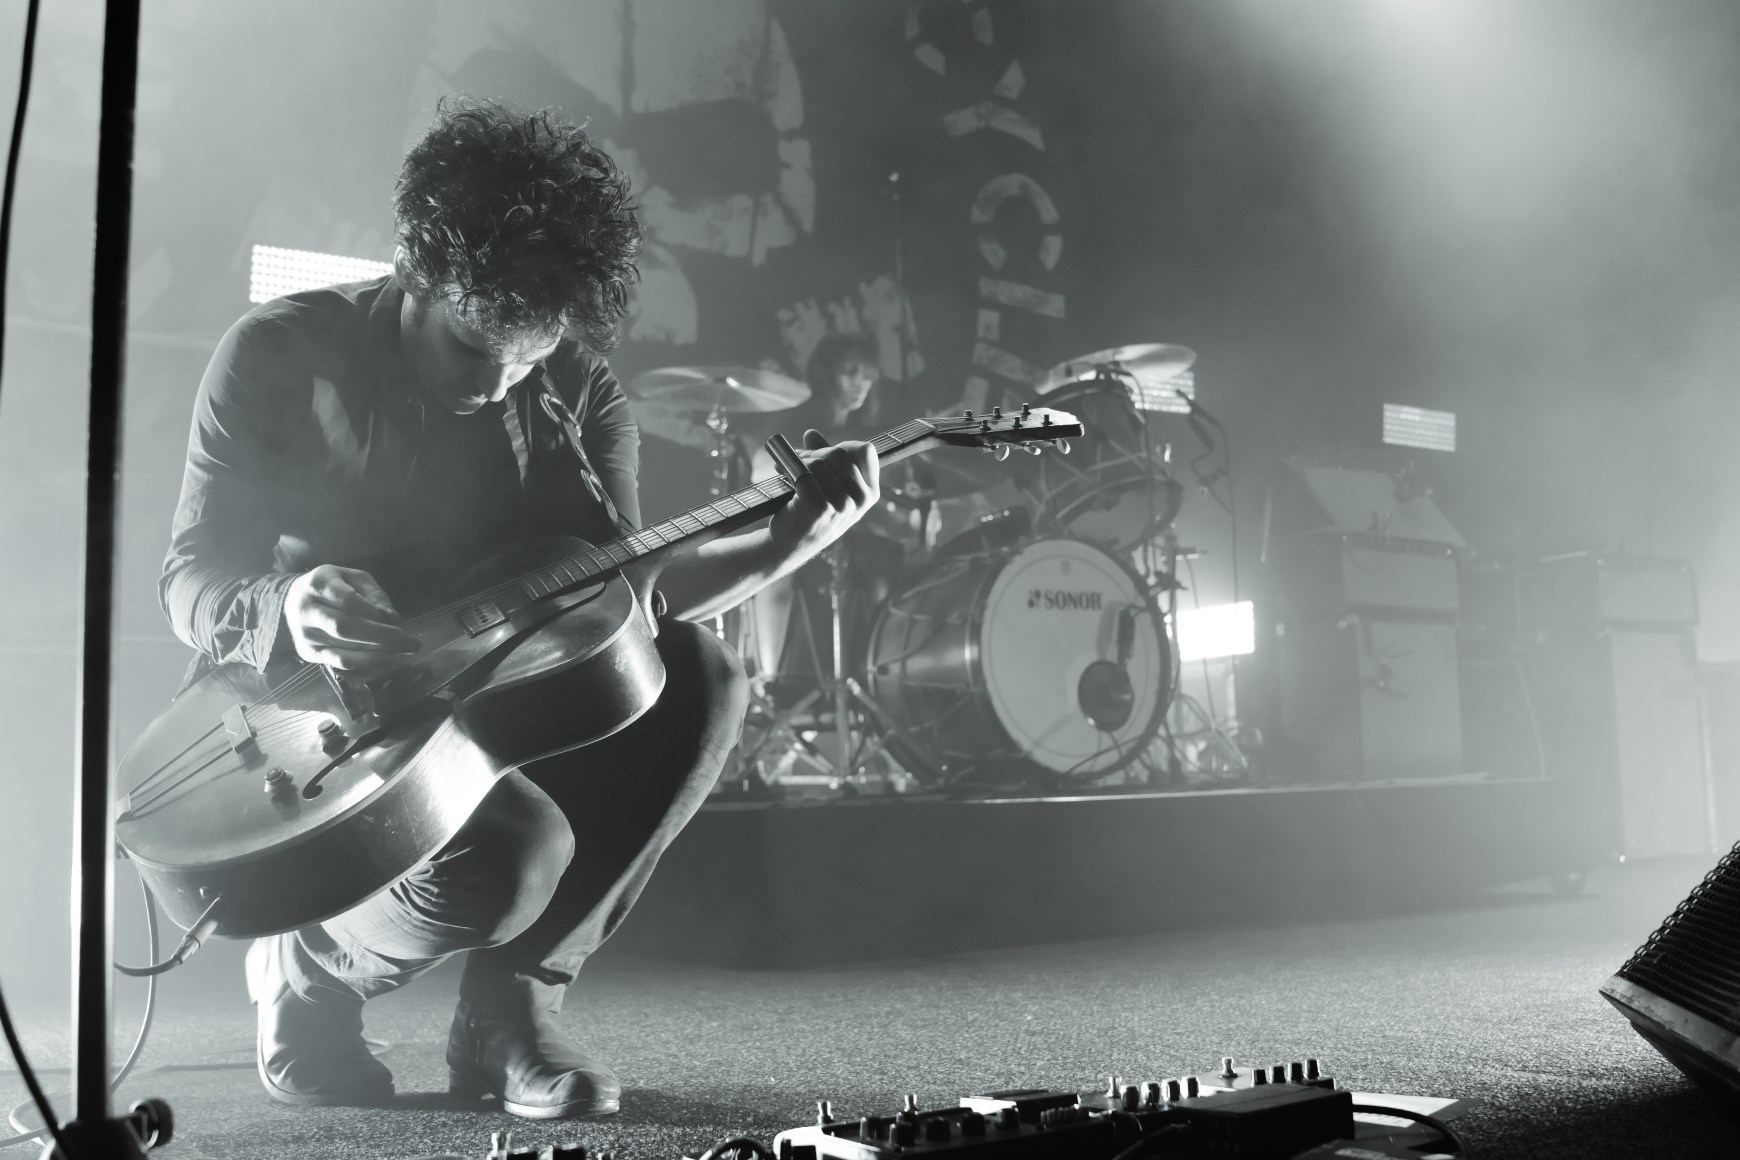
747,333,901,681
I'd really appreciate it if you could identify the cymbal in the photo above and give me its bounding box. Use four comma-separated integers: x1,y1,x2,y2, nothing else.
628,365,810,413
1037,343,1196,394
884,451,1006,500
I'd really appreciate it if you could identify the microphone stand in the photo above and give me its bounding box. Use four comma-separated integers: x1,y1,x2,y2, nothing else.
51,1,173,1155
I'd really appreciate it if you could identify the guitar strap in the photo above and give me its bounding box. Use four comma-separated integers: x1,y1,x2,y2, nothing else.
533,375,631,534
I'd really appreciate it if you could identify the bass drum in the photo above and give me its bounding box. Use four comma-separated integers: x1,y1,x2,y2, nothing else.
868,538,1172,780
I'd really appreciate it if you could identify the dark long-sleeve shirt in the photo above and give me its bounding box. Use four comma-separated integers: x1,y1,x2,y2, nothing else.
161,276,640,678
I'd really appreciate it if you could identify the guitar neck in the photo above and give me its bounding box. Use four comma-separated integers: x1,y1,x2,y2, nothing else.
517,419,937,601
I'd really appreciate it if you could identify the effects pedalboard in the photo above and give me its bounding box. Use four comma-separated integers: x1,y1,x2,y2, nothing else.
772,1056,1380,1160
411,1056,1458,1160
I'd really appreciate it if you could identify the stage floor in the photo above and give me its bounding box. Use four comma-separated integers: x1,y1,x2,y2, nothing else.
608,775,1606,965
2,857,1732,1159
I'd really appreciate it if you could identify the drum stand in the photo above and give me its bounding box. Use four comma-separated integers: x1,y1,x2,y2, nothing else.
730,543,928,794
1147,524,1250,784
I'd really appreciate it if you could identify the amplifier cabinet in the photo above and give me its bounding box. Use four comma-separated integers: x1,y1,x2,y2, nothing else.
1536,629,1707,858
1271,532,1460,621
1535,553,1697,631
1275,615,1462,783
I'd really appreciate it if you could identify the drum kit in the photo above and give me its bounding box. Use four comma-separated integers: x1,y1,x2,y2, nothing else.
628,341,1208,793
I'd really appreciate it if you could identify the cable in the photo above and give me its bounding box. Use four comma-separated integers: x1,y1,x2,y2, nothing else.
114,894,221,977
0,3,57,1153
0,0,42,419
1106,1120,1191,1160
697,1136,775,1160
2,869,164,1148
1350,1102,1468,1156
0,974,68,1158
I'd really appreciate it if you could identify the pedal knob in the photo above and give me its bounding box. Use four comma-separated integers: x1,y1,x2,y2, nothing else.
923,1118,951,1142
890,1119,917,1147
1271,1064,1286,1084
1121,1085,1141,1111
547,1146,587,1160
1185,1077,1200,1098
959,1112,987,1138
858,1116,883,1141
1289,1061,1305,1083
996,1107,1021,1131
1251,1068,1267,1086
1306,1058,1321,1080
506,1149,539,1160
1142,1081,1162,1107
1104,1075,1121,1098
1165,1079,1182,1103
1220,1056,1236,1079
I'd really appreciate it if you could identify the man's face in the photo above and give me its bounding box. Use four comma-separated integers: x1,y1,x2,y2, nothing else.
400,291,564,415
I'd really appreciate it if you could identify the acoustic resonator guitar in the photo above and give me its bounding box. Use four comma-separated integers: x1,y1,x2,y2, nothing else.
115,408,1083,940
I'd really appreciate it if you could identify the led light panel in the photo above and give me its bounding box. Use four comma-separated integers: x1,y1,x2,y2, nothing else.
1176,600,1255,663
249,245,393,304
1383,403,1457,452
1133,369,1195,413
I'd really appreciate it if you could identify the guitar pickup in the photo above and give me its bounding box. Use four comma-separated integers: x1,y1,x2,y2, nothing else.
457,600,508,637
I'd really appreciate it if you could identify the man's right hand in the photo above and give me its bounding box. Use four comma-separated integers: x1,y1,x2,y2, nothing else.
284,565,421,671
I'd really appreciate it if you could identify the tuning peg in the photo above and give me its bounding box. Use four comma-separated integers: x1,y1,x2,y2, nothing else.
1021,443,1043,455
993,444,1011,461
1021,402,1031,418
1051,439,1071,454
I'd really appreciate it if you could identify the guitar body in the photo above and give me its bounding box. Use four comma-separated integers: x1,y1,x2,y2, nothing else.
115,535,665,938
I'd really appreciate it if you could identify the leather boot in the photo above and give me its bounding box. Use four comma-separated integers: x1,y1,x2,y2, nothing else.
246,933,394,1107
446,967,620,1118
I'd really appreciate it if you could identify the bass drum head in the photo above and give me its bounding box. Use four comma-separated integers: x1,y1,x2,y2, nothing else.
980,539,1169,775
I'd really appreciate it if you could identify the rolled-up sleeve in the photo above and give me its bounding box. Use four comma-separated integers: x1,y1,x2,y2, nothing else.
579,358,642,531
159,319,298,671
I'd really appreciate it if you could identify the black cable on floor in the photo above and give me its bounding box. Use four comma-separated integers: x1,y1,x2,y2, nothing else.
1351,1102,1468,1156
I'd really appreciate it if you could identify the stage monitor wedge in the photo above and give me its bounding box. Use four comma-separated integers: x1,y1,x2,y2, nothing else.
1602,843,1740,1101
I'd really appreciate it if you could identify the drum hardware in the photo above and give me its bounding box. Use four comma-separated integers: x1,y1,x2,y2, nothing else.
627,364,811,413
1037,343,1197,396
729,436,946,793
1019,366,1184,552
1143,522,1251,786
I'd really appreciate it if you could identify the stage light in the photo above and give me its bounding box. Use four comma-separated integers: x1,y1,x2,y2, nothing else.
249,245,393,304
1132,369,1195,413
1177,600,1255,663
1383,403,1456,452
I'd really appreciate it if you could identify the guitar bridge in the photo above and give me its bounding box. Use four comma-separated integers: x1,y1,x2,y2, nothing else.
458,600,508,637
222,705,257,754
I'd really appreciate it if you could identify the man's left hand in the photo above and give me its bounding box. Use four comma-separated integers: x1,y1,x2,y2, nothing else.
766,429,880,563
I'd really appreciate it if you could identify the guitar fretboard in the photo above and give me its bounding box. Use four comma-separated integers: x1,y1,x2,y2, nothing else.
518,419,932,601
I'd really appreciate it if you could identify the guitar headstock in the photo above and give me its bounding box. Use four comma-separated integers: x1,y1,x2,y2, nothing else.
922,405,1084,460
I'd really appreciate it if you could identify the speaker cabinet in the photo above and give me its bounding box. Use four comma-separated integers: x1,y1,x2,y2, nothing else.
1537,629,1708,858
1276,616,1462,783
1602,844,1740,1100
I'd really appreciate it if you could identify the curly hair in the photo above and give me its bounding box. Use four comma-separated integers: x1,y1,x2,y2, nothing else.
394,97,642,351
